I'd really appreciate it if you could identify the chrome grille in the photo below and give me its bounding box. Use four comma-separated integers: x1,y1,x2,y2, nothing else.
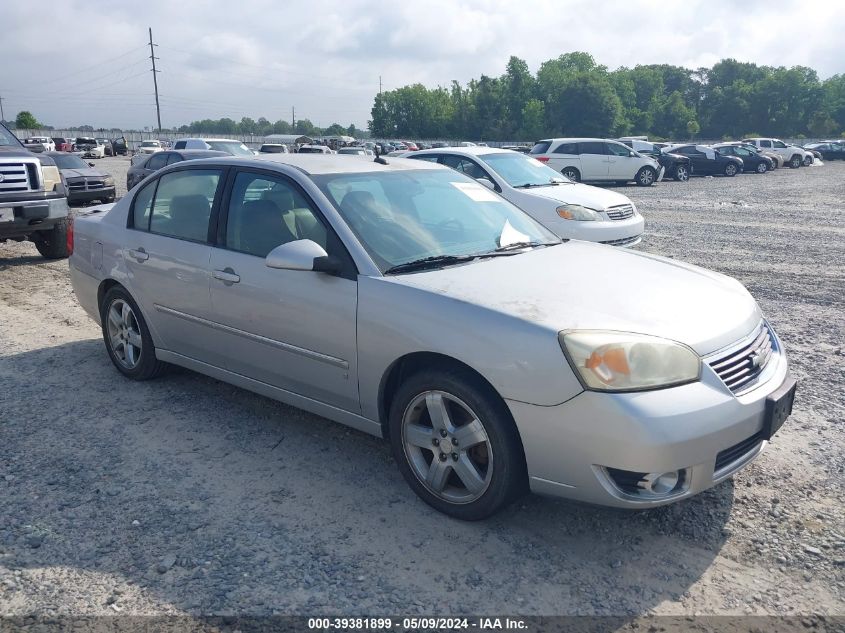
0,160,36,193
606,203,635,220
68,178,106,192
708,324,775,393
600,235,640,247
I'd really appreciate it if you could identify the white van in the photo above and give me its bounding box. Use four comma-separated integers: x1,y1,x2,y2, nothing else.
529,138,664,186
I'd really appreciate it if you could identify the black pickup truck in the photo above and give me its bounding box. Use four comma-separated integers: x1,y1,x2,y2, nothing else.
0,122,72,258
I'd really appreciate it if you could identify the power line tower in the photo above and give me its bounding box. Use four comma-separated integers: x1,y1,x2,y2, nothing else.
148,27,162,133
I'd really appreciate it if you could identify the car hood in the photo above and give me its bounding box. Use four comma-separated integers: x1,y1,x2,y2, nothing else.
515,182,633,210
0,146,35,157
61,167,105,179
383,242,761,356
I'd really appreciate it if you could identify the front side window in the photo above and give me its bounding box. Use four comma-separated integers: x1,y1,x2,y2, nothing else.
149,169,221,242
225,172,327,258
605,142,631,157
315,169,558,272
773,141,787,148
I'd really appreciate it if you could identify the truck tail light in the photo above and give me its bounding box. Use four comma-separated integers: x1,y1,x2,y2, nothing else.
66,216,74,255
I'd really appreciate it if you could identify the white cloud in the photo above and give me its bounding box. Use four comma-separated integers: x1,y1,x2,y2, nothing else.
1,0,842,129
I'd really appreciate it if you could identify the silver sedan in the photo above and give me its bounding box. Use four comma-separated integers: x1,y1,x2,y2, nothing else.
68,154,796,520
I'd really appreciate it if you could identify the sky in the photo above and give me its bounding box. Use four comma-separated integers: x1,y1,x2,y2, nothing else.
2,0,844,131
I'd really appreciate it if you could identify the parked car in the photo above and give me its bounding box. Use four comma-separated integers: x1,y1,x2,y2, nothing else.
406,147,643,246
663,144,744,177
51,137,74,152
0,122,71,259
23,136,55,153
67,154,796,520
76,137,106,159
501,145,531,154
259,143,290,154
401,141,419,151
712,143,774,174
803,142,845,161
138,140,163,155
48,152,115,205
96,137,113,156
741,144,785,169
741,138,813,168
297,144,333,154
125,149,228,190
172,138,254,156
337,147,374,156
530,138,664,186
618,139,691,182
111,137,129,156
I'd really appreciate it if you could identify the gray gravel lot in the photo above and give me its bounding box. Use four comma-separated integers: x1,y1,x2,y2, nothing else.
0,158,843,618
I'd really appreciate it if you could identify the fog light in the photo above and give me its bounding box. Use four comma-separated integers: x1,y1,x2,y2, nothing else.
641,471,680,495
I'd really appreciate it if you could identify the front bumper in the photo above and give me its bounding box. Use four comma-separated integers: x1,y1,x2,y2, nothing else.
68,186,115,204
507,337,791,508
546,214,644,247
0,196,69,238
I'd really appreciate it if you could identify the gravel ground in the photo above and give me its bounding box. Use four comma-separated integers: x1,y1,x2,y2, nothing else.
0,157,843,619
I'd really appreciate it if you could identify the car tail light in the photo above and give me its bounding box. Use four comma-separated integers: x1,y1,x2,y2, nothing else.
535,156,550,163
66,216,74,255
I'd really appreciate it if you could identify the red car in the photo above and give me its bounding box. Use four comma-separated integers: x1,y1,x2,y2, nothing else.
401,141,419,151
51,137,73,152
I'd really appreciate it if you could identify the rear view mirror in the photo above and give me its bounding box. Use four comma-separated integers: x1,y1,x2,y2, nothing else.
265,239,341,275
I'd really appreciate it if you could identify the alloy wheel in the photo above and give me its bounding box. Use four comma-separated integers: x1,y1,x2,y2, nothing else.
106,299,143,369
675,165,689,181
401,391,493,504
639,168,655,185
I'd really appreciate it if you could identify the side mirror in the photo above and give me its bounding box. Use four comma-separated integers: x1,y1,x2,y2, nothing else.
88,162,95,167
629,151,637,157
265,239,341,275
476,177,496,190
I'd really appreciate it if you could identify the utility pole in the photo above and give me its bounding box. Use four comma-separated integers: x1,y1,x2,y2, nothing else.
0,94,5,123
148,27,162,133
291,106,295,128
379,76,382,95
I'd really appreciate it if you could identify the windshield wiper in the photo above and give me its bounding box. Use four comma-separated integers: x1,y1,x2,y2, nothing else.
513,181,563,189
489,241,557,253
384,254,478,274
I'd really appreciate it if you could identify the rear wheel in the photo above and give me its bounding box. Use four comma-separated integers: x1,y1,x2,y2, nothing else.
99,287,165,380
756,162,768,173
724,162,738,177
388,367,527,520
561,167,580,182
673,164,690,182
33,218,70,259
635,166,656,186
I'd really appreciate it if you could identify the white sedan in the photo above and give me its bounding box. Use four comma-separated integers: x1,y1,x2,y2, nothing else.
406,147,643,246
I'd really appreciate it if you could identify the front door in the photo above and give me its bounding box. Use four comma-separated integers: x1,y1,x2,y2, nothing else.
208,169,360,412
605,141,636,180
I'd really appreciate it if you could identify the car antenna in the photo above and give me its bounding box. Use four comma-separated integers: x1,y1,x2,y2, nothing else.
374,145,388,165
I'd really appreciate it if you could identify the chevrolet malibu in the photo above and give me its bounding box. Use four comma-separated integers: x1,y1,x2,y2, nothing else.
68,154,796,520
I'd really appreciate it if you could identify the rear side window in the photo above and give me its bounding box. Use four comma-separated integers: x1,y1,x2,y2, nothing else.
529,141,552,154
760,140,772,148
578,142,607,155
132,180,157,230
440,155,490,180
146,153,168,170
553,143,578,154
165,153,183,165
173,140,187,149
149,169,222,242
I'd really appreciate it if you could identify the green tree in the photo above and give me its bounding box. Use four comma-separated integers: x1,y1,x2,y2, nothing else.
686,119,700,139
15,111,40,129
324,123,348,136
520,99,545,140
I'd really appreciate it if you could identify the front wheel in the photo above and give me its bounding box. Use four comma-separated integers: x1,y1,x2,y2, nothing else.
635,166,656,186
388,368,527,520
790,155,802,168
724,163,738,177
100,287,165,380
756,162,768,173
803,155,813,166
33,218,70,259
673,164,690,182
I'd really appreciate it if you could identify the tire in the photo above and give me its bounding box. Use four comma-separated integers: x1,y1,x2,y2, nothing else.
790,155,802,168
635,166,656,186
673,164,690,182
99,286,165,380
803,155,812,166
723,162,738,177
33,218,70,259
756,162,768,174
388,366,527,520
561,167,580,182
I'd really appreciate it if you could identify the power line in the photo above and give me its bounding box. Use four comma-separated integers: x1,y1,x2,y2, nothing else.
149,27,162,133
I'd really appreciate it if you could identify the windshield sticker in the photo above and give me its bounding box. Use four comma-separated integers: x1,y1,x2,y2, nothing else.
451,181,499,202
499,219,531,247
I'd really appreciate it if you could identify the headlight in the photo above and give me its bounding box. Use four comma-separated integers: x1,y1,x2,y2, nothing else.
103,176,115,186
560,331,701,392
556,204,600,221
41,165,62,192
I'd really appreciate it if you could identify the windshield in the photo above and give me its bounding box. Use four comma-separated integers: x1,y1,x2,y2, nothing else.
52,154,89,170
479,152,568,187
207,141,253,156
314,169,559,272
0,125,23,147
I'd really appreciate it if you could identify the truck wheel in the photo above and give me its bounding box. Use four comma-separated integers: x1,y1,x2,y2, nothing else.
100,287,166,380
790,155,802,168
33,218,71,259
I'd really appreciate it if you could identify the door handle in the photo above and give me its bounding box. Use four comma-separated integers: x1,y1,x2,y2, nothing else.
212,268,240,284
128,248,149,262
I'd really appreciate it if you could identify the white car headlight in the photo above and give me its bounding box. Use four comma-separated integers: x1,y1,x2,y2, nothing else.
556,204,599,221
560,331,701,392
103,176,115,186
41,165,62,192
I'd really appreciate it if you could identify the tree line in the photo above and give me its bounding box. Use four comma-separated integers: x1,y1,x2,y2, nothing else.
174,118,360,138
369,53,845,141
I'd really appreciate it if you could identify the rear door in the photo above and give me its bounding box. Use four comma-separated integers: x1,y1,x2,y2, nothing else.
577,141,610,180
123,167,227,366
545,141,579,175
208,168,360,412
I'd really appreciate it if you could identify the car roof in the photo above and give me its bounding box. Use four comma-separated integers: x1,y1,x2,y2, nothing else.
172,149,229,157
412,146,516,157
536,138,622,143
196,154,448,175
178,137,243,142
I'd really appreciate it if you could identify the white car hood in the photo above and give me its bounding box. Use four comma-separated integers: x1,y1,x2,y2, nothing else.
386,242,761,356
518,182,633,210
